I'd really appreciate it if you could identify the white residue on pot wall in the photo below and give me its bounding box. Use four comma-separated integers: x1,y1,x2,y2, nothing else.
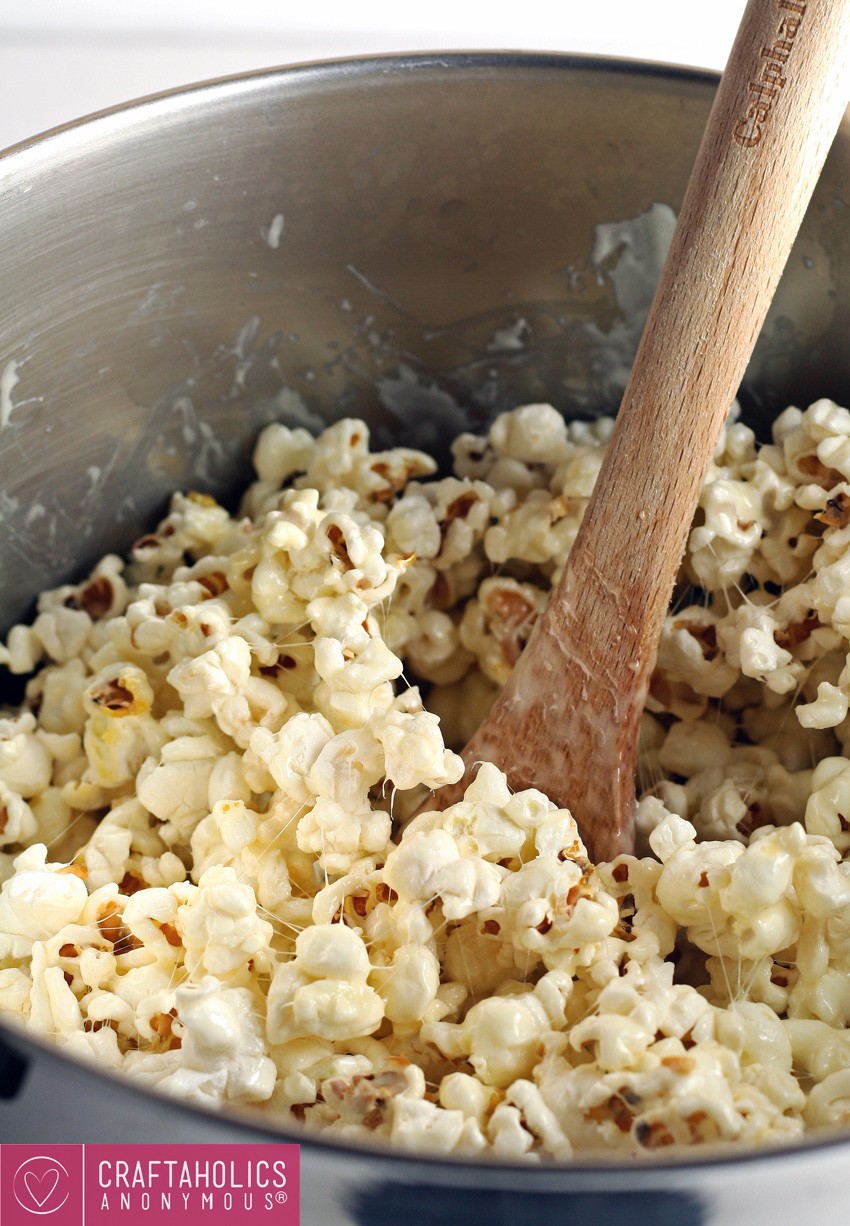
129,283,186,323
0,359,20,430
579,202,677,399
591,203,676,319
489,318,529,351
230,315,263,394
234,315,261,361
264,214,285,249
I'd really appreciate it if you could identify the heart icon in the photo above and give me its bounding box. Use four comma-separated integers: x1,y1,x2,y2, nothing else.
23,1168,59,1208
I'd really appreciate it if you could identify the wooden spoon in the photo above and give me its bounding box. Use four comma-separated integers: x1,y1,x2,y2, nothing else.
425,0,850,861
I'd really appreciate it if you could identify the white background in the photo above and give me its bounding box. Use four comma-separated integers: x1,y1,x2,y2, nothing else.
1,1,748,153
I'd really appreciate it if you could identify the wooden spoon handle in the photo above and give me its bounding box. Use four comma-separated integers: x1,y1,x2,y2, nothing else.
434,0,850,861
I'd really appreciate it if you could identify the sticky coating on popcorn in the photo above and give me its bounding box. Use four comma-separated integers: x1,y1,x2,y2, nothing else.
4,400,850,1159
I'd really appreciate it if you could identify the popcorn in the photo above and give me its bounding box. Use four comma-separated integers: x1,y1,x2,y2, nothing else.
296,797,391,877
33,660,89,736
494,853,619,971
460,578,548,685
0,845,88,959
718,604,801,694
371,698,463,792
82,664,163,789
47,555,129,625
806,757,850,852
647,608,735,706
317,1058,427,1133
804,1069,850,1129
312,636,403,728
178,865,273,981
383,828,504,921
31,607,92,666
0,713,53,798
6,401,850,1160
267,924,384,1044
191,799,292,919
401,609,472,685
0,780,37,849
128,492,233,584
134,977,277,1106
0,624,42,675
394,478,493,570
29,950,85,1037
389,1096,470,1153
136,731,225,844
370,943,441,1024
168,636,288,748
423,991,551,1087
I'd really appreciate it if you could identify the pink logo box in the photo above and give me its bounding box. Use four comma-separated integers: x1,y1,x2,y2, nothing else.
1,1144,300,1226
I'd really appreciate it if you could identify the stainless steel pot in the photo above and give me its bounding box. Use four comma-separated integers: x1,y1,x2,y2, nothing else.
1,52,849,1225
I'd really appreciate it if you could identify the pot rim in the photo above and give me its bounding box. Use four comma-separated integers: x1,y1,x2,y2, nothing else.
0,48,719,165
